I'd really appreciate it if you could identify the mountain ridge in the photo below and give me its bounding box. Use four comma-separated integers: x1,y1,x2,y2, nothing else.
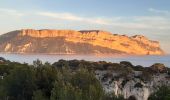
0,29,164,55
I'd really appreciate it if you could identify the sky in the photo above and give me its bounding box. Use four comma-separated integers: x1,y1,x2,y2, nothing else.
0,0,170,53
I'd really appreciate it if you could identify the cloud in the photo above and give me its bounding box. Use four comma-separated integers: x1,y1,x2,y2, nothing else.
37,11,170,30
148,8,170,15
0,7,169,30
38,12,83,21
0,8,169,32
0,8,24,17
37,11,115,25
130,16,170,30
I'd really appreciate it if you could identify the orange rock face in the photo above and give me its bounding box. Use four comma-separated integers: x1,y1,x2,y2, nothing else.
18,29,164,55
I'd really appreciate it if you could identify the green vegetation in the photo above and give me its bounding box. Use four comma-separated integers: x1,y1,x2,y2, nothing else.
0,59,125,100
0,58,170,100
148,86,170,100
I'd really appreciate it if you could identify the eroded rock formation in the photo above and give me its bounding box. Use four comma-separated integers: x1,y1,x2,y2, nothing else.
0,29,164,55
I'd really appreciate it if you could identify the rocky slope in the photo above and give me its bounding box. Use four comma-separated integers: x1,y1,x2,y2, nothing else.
96,71,170,100
0,29,164,55
95,62,170,100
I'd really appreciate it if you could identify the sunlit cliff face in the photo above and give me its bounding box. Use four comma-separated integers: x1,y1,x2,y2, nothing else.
18,29,164,55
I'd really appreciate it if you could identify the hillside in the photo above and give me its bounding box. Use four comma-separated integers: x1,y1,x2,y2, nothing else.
0,29,164,55
0,58,170,100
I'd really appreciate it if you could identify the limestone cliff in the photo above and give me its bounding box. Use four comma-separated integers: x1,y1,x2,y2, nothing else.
95,70,170,100
0,29,164,55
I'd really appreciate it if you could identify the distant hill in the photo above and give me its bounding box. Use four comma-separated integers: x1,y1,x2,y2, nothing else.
0,29,164,55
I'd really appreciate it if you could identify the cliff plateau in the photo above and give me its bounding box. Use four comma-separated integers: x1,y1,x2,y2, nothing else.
0,29,164,55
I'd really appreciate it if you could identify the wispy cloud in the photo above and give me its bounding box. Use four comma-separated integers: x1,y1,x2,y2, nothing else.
148,8,170,15
1,8,169,31
36,11,170,30
37,11,116,25
129,16,170,30
38,12,83,21
0,8,24,17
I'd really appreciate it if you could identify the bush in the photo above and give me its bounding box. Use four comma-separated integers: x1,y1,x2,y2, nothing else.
120,61,133,67
51,68,104,100
150,63,167,73
148,86,170,100
3,66,36,100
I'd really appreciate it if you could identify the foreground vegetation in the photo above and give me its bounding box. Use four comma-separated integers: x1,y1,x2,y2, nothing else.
0,57,170,100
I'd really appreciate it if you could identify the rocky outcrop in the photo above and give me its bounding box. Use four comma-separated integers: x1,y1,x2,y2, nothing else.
95,70,170,100
0,29,164,55
150,63,167,73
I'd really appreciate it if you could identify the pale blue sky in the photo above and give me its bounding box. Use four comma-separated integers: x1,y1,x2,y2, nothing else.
0,0,170,53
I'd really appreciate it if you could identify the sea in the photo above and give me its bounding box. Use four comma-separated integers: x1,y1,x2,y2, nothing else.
0,53,170,67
